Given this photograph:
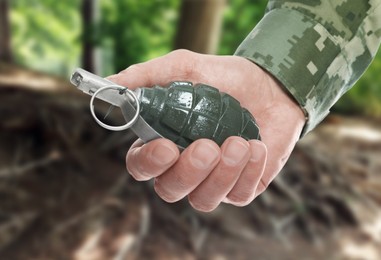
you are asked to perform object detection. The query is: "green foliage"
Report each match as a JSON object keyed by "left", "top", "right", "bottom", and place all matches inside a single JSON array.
[
  {"left": 8, "top": 0, "right": 381, "bottom": 118},
  {"left": 10, "top": 0, "right": 81, "bottom": 75},
  {"left": 10, "top": 0, "right": 179, "bottom": 76}
]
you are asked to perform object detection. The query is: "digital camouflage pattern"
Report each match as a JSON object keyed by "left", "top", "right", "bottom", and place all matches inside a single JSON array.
[{"left": 235, "top": 0, "right": 381, "bottom": 136}]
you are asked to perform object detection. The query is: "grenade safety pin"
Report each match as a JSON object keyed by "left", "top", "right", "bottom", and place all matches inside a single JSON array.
[{"left": 70, "top": 68, "right": 260, "bottom": 149}]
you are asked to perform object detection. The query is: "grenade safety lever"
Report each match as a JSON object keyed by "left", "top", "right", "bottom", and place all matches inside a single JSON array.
[{"left": 70, "top": 68, "right": 260, "bottom": 149}]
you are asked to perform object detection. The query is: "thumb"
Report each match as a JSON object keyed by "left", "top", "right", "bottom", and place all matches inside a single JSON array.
[{"left": 106, "top": 49, "right": 199, "bottom": 89}]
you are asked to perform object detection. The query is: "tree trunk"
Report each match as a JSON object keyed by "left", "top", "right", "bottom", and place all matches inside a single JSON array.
[
  {"left": 81, "top": 0, "right": 97, "bottom": 73},
  {"left": 0, "top": 0, "right": 12, "bottom": 62},
  {"left": 174, "top": 0, "right": 226, "bottom": 54}
]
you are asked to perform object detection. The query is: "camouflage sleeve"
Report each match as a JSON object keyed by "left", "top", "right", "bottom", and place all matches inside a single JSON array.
[{"left": 234, "top": 1, "right": 381, "bottom": 136}]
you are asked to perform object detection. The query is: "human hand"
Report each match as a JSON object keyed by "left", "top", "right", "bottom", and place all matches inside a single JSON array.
[{"left": 107, "top": 50, "right": 306, "bottom": 212}]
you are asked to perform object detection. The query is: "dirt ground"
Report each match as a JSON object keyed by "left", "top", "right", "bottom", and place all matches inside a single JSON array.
[{"left": 0, "top": 64, "right": 381, "bottom": 260}]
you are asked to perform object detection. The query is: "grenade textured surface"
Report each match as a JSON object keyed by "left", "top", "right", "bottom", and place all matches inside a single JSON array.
[{"left": 139, "top": 82, "right": 260, "bottom": 148}]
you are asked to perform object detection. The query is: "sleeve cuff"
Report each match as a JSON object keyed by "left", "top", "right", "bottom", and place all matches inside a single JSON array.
[{"left": 234, "top": 8, "right": 344, "bottom": 136}]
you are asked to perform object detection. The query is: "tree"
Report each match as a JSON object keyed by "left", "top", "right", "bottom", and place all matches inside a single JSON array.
[
  {"left": 174, "top": 0, "right": 226, "bottom": 54},
  {"left": 0, "top": 0, "right": 12, "bottom": 62},
  {"left": 81, "top": 0, "right": 98, "bottom": 73}
]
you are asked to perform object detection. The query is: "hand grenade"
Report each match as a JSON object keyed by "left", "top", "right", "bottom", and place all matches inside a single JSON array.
[
  {"left": 139, "top": 82, "right": 260, "bottom": 148},
  {"left": 70, "top": 68, "right": 261, "bottom": 149}
]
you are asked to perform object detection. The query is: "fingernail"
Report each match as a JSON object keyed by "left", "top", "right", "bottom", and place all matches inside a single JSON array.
[
  {"left": 150, "top": 144, "right": 178, "bottom": 166},
  {"left": 223, "top": 139, "right": 249, "bottom": 166},
  {"left": 190, "top": 142, "right": 220, "bottom": 170},
  {"left": 249, "top": 140, "right": 266, "bottom": 162}
]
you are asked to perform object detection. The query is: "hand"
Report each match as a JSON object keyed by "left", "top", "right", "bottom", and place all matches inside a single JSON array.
[{"left": 107, "top": 50, "right": 306, "bottom": 212}]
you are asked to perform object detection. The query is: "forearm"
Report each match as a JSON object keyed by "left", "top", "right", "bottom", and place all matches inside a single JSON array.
[{"left": 235, "top": 1, "right": 381, "bottom": 135}]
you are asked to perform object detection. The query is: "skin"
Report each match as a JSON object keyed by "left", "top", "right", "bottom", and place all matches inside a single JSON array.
[{"left": 107, "top": 49, "right": 306, "bottom": 212}]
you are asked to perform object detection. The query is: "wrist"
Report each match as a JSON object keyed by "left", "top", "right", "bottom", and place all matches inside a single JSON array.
[
  {"left": 269, "top": 73, "right": 306, "bottom": 126},
  {"left": 256, "top": 65, "right": 307, "bottom": 138}
]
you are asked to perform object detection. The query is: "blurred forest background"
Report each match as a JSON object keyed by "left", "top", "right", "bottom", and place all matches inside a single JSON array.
[
  {"left": 1, "top": 0, "right": 381, "bottom": 259},
  {"left": 2, "top": 0, "right": 381, "bottom": 116}
]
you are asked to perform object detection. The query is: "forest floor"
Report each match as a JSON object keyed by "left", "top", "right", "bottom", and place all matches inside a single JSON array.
[{"left": 0, "top": 63, "right": 381, "bottom": 260}]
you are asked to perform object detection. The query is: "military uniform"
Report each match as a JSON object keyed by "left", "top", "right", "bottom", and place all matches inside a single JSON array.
[{"left": 235, "top": 0, "right": 381, "bottom": 136}]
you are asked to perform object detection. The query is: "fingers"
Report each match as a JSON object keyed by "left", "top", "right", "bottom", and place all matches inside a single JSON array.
[
  {"left": 188, "top": 138, "right": 267, "bottom": 211},
  {"left": 154, "top": 139, "right": 221, "bottom": 203},
  {"left": 126, "top": 138, "right": 180, "bottom": 181},
  {"left": 127, "top": 137, "right": 267, "bottom": 211},
  {"left": 188, "top": 137, "right": 251, "bottom": 212},
  {"left": 224, "top": 140, "right": 267, "bottom": 206}
]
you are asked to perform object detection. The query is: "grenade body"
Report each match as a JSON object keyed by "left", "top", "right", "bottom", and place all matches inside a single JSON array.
[{"left": 138, "top": 82, "right": 260, "bottom": 148}]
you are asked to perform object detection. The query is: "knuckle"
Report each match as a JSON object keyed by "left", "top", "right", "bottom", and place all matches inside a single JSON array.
[
  {"left": 169, "top": 49, "right": 194, "bottom": 59},
  {"left": 213, "top": 174, "right": 235, "bottom": 190},
  {"left": 168, "top": 49, "right": 197, "bottom": 78},
  {"left": 172, "top": 172, "right": 193, "bottom": 190}
]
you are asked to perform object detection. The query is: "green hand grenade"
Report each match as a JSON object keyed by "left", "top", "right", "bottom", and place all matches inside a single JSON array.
[
  {"left": 138, "top": 82, "right": 261, "bottom": 148},
  {"left": 70, "top": 68, "right": 261, "bottom": 149}
]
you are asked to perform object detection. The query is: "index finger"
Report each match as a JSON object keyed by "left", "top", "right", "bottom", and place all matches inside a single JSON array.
[{"left": 106, "top": 50, "right": 199, "bottom": 89}]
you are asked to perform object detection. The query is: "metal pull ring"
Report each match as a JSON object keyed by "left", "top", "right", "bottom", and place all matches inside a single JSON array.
[{"left": 90, "top": 85, "right": 140, "bottom": 131}]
